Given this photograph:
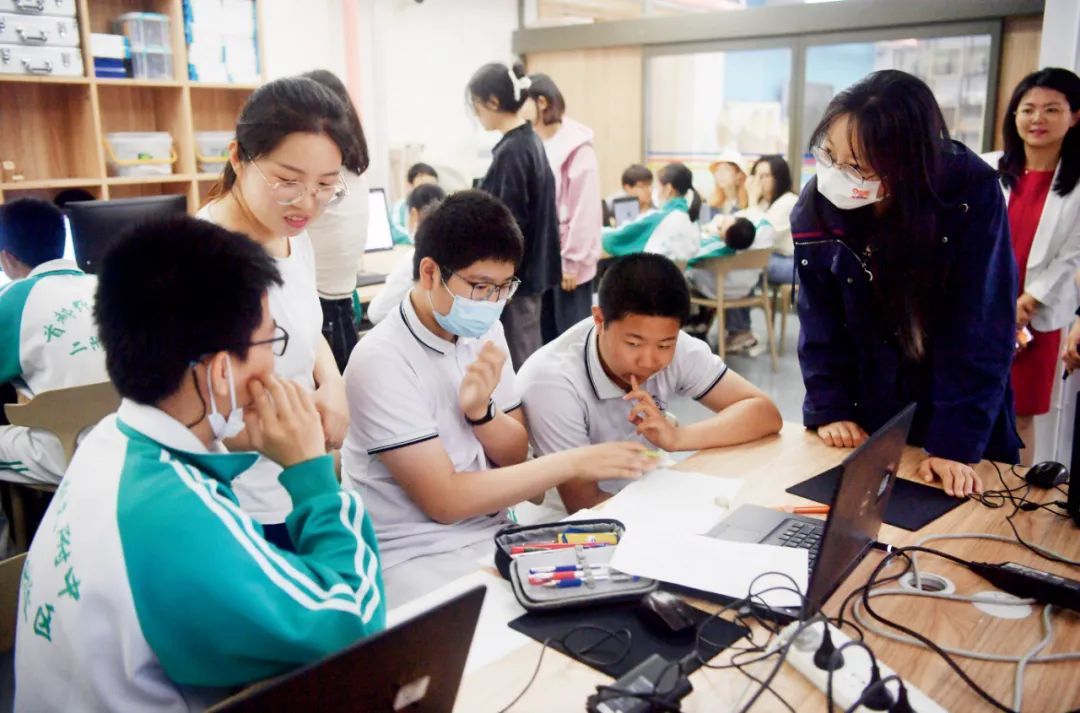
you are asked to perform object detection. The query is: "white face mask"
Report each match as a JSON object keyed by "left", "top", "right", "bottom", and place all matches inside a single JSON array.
[
  {"left": 207, "top": 357, "right": 245, "bottom": 440},
  {"left": 816, "top": 161, "right": 883, "bottom": 210}
]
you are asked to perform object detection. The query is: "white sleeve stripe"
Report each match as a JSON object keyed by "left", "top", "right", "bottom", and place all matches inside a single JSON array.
[
  {"left": 338, "top": 491, "right": 381, "bottom": 623},
  {"left": 165, "top": 454, "right": 372, "bottom": 616}
]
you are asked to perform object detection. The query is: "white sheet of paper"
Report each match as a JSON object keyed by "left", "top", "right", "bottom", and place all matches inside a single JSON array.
[
  {"left": 609, "top": 528, "right": 809, "bottom": 609},
  {"left": 567, "top": 468, "right": 741, "bottom": 535},
  {"left": 387, "top": 570, "right": 530, "bottom": 674}
]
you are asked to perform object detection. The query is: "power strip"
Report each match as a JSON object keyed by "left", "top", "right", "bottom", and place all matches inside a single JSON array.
[{"left": 769, "top": 620, "right": 946, "bottom": 712}]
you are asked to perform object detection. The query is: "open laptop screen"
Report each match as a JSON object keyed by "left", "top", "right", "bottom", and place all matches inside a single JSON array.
[{"left": 366, "top": 188, "right": 394, "bottom": 252}]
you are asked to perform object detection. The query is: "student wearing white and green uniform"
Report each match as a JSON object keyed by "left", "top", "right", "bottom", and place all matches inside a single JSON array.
[
  {"left": 601, "top": 162, "right": 703, "bottom": 262},
  {"left": 15, "top": 216, "right": 385, "bottom": 712},
  {"left": 389, "top": 162, "right": 439, "bottom": 246},
  {"left": 0, "top": 199, "right": 107, "bottom": 485}
]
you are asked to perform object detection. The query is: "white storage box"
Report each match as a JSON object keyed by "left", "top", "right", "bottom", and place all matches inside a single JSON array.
[
  {"left": 0, "top": 12, "right": 79, "bottom": 47},
  {"left": 115, "top": 12, "right": 170, "bottom": 51},
  {"left": 195, "top": 130, "right": 232, "bottom": 173},
  {"left": 0, "top": 43, "right": 82, "bottom": 76},
  {"left": 90, "top": 33, "right": 128, "bottom": 59},
  {"left": 105, "top": 132, "right": 176, "bottom": 177},
  {"left": 0, "top": 0, "right": 77, "bottom": 17},
  {"left": 132, "top": 49, "right": 172, "bottom": 79}
]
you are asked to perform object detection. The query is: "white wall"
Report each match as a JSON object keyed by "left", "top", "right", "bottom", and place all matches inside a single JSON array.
[
  {"left": 356, "top": 0, "right": 519, "bottom": 196},
  {"left": 261, "top": 0, "right": 347, "bottom": 80}
]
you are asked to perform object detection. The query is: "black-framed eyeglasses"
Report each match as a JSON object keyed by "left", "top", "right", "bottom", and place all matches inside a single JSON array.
[
  {"left": 442, "top": 269, "right": 521, "bottom": 303},
  {"left": 811, "top": 145, "right": 874, "bottom": 185},
  {"left": 248, "top": 322, "right": 290, "bottom": 357}
]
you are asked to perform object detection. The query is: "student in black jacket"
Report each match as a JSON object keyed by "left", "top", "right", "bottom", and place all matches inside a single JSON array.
[{"left": 469, "top": 61, "right": 561, "bottom": 369}]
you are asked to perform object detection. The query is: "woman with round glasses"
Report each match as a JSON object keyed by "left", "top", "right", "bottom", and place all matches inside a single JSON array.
[
  {"left": 792, "top": 69, "right": 1021, "bottom": 498},
  {"left": 986, "top": 67, "right": 1080, "bottom": 465},
  {"left": 199, "top": 75, "right": 353, "bottom": 549}
]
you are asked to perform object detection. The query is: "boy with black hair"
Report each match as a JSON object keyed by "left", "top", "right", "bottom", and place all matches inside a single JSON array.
[
  {"left": 341, "top": 191, "right": 655, "bottom": 604},
  {"left": 620, "top": 164, "right": 655, "bottom": 215},
  {"left": 518, "top": 253, "right": 782, "bottom": 513},
  {"left": 391, "top": 162, "right": 440, "bottom": 245},
  {"left": 0, "top": 198, "right": 107, "bottom": 485},
  {"left": 16, "top": 215, "right": 385, "bottom": 711}
]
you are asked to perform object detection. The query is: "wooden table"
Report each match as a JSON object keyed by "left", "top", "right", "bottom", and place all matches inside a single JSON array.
[
  {"left": 454, "top": 423, "right": 1080, "bottom": 712},
  {"left": 355, "top": 245, "right": 411, "bottom": 304}
]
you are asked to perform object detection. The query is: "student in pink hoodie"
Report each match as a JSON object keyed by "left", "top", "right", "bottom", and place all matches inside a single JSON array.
[{"left": 522, "top": 73, "right": 603, "bottom": 343}]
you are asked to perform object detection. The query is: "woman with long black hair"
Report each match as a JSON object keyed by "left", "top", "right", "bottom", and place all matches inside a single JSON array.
[
  {"left": 793, "top": 69, "right": 1021, "bottom": 497},
  {"left": 990, "top": 67, "right": 1080, "bottom": 464}
]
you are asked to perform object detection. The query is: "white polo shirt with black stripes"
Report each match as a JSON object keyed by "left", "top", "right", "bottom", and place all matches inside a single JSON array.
[
  {"left": 340, "top": 294, "right": 522, "bottom": 569},
  {"left": 517, "top": 317, "right": 727, "bottom": 494}
]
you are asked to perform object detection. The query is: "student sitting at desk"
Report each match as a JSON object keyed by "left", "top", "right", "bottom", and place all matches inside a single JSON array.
[
  {"left": 341, "top": 191, "right": 657, "bottom": 605},
  {"left": 15, "top": 216, "right": 385, "bottom": 712},
  {"left": 601, "top": 162, "right": 702, "bottom": 263},
  {"left": 0, "top": 198, "right": 107, "bottom": 485},
  {"left": 390, "top": 162, "right": 439, "bottom": 246},
  {"left": 367, "top": 183, "right": 446, "bottom": 324},
  {"left": 606, "top": 164, "right": 655, "bottom": 222},
  {"left": 518, "top": 253, "right": 782, "bottom": 513}
]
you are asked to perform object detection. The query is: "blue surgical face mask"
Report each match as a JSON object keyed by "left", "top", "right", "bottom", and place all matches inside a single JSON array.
[{"left": 428, "top": 281, "right": 507, "bottom": 339}]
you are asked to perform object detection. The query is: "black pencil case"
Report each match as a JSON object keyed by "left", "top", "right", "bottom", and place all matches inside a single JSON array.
[{"left": 493, "top": 519, "right": 657, "bottom": 612}]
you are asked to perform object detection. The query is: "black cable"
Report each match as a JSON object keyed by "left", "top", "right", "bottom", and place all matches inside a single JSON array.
[
  {"left": 859, "top": 545, "right": 1017, "bottom": 713},
  {"left": 825, "top": 639, "right": 880, "bottom": 712},
  {"left": 495, "top": 637, "right": 552, "bottom": 713},
  {"left": 832, "top": 551, "right": 914, "bottom": 640},
  {"left": 984, "top": 463, "right": 1079, "bottom": 566},
  {"left": 842, "top": 674, "right": 902, "bottom": 713},
  {"left": 730, "top": 654, "right": 798, "bottom": 713}
]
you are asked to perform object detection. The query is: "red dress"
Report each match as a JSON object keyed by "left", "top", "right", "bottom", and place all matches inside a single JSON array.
[{"left": 1008, "top": 169, "right": 1060, "bottom": 417}]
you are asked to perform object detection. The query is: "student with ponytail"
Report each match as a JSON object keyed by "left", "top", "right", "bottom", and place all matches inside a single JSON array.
[
  {"left": 468, "top": 61, "right": 560, "bottom": 369},
  {"left": 601, "top": 162, "right": 702, "bottom": 262}
]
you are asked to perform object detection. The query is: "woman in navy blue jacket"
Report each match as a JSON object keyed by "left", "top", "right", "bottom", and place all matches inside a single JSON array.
[{"left": 793, "top": 70, "right": 1022, "bottom": 498}]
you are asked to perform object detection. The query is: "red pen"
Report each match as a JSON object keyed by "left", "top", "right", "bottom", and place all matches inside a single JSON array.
[{"left": 510, "top": 542, "right": 611, "bottom": 555}]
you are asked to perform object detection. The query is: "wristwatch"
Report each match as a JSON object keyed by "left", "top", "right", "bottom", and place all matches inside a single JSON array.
[{"left": 465, "top": 399, "right": 497, "bottom": 426}]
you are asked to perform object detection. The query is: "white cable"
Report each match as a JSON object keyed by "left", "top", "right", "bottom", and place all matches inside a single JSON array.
[{"left": 1013, "top": 605, "right": 1055, "bottom": 712}]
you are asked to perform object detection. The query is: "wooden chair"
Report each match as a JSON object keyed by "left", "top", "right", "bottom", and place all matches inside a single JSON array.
[
  {"left": 772, "top": 282, "right": 797, "bottom": 356},
  {"left": 2, "top": 382, "right": 120, "bottom": 552},
  {"left": 689, "top": 248, "right": 779, "bottom": 372},
  {"left": 0, "top": 554, "right": 26, "bottom": 655}
]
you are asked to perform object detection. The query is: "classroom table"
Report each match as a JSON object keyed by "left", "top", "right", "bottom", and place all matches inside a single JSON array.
[
  {"left": 452, "top": 423, "right": 1080, "bottom": 712},
  {"left": 355, "top": 245, "right": 411, "bottom": 304}
]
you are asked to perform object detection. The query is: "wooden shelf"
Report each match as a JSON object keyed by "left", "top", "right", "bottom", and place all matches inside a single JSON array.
[
  {"left": 0, "top": 75, "right": 91, "bottom": 85},
  {"left": 94, "top": 78, "right": 184, "bottom": 88},
  {"left": 0, "top": 0, "right": 265, "bottom": 213},
  {"left": 0, "top": 178, "right": 103, "bottom": 191},
  {"left": 105, "top": 174, "right": 196, "bottom": 186}
]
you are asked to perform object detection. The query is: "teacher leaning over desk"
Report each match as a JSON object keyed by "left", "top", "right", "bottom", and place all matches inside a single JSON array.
[{"left": 792, "top": 70, "right": 1022, "bottom": 499}]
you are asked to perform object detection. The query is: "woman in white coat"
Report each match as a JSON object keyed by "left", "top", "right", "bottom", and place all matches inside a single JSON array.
[{"left": 990, "top": 67, "right": 1080, "bottom": 464}]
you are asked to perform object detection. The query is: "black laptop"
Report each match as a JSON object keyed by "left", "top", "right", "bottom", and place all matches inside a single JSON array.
[
  {"left": 705, "top": 404, "right": 916, "bottom": 616},
  {"left": 210, "top": 586, "right": 486, "bottom": 713}
]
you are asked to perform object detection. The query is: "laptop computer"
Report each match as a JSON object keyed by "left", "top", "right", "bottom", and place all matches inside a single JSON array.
[
  {"left": 706, "top": 404, "right": 916, "bottom": 616},
  {"left": 611, "top": 196, "right": 641, "bottom": 227},
  {"left": 366, "top": 188, "right": 395, "bottom": 253},
  {"left": 210, "top": 586, "right": 486, "bottom": 713}
]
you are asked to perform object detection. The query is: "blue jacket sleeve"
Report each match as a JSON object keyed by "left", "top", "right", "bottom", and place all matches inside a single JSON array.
[
  {"left": 793, "top": 190, "right": 860, "bottom": 427},
  {"left": 923, "top": 178, "right": 1018, "bottom": 463}
]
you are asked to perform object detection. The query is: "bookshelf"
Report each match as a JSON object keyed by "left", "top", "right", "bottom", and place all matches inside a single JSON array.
[{"left": 0, "top": 0, "right": 265, "bottom": 212}]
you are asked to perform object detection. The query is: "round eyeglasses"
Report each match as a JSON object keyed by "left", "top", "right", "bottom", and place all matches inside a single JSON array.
[
  {"left": 245, "top": 153, "right": 349, "bottom": 207},
  {"left": 811, "top": 145, "right": 874, "bottom": 185}
]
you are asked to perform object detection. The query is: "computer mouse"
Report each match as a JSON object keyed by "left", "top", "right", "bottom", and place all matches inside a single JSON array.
[
  {"left": 638, "top": 591, "right": 696, "bottom": 635},
  {"left": 1024, "top": 461, "right": 1069, "bottom": 489}
]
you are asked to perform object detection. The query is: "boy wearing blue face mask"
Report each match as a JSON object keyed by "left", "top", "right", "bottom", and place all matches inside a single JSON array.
[
  {"left": 341, "top": 191, "right": 657, "bottom": 605},
  {"left": 16, "top": 216, "right": 385, "bottom": 712}
]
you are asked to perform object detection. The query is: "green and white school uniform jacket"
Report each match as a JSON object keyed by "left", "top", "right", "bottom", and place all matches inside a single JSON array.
[
  {"left": 389, "top": 198, "right": 412, "bottom": 246},
  {"left": 0, "top": 259, "right": 107, "bottom": 483},
  {"left": 15, "top": 399, "right": 386, "bottom": 712}
]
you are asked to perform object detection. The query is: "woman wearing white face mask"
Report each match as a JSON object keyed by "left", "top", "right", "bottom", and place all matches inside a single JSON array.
[{"left": 792, "top": 70, "right": 1022, "bottom": 499}]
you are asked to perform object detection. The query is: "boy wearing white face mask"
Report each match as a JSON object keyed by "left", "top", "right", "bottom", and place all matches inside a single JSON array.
[
  {"left": 16, "top": 216, "right": 385, "bottom": 712},
  {"left": 341, "top": 191, "right": 658, "bottom": 606}
]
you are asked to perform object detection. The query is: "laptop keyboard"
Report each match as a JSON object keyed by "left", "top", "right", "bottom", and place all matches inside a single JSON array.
[{"left": 774, "top": 520, "right": 823, "bottom": 571}]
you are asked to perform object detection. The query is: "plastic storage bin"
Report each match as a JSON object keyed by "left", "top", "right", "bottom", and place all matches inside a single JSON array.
[
  {"left": 131, "top": 48, "right": 172, "bottom": 79},
  {"left": 105, "top": 132, "right": 176, "bottom": 177},
  {"left": 115, "top": 12, "right": 170, "bottom": 51},
  {"left": 194, "top": 130, "right": 232, "bottom": 173}
]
